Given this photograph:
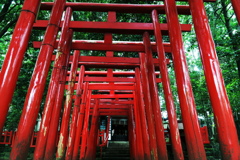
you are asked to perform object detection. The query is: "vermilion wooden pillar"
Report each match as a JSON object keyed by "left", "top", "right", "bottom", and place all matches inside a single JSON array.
[
  {"left": 72, "top": 81, "right": 88, "bottom": 160},
  {"left": 231, "top": 0, "right": 240, "bottom": 24},
  {"left": 128, "top": 112, "right": 133, "bottom": 160},
  {"left": 44, "top": 49, "right": 74, "bottom": 160},
  {"left": 56, "top": 55, "right": 83, "bottom": 158},
  {"left": 189, "top": 1, "right": 239, "bottom": 159},
  {"left": 0, "top": 0, "right": 41, "bottom": 135},
  {"left": 106, "top": 116, "right": 111, "bottom": 143},
  {"left": 85, "top": 99, "right": 100, "bottom": 160},
  {"left": 79, "top": 91, "right": 92, "bottom": 160},
  {"left": 143, "top": 32, "right": 168, "bottom": 160},
  {"left": 151, "top": 9, "right": 184, "bottom": 160},
  {"left": 164, "top": 0, "right": 206, "bottom": 159},
  {"left": 139, "top": 52, "right": 158, "bottom": 160},
  {"left": 91, "top": 110, "right": 100, "bottom": 159},
  {"left": 10, "top": 0, "right": 66, "bottom": 159},
  {"left": 56, "top": 49, "right": 80, "bottom": 159},
  {"left": 92, "top": 113, "right": 100, "bottom": 158},
  {"left": 43, "top": 29, "right": 73, "bottom": 159},
  {"left": 135, "top": 68, "right": 151, "bottom": 160},
  {"left": 128, "top": 105, "right": 137, "bottom": 160},
  {"left": 34, "top": 7, "right": 72, "bottom": 160},
  {"left": 133, "top": 91, "right": 144, "bottom": 160},
  {"left": 105, "top": 11, "right": 116, "bottom": 96},
  {"left": 65, "top": 63, "right": 84, "bottom": 160}
]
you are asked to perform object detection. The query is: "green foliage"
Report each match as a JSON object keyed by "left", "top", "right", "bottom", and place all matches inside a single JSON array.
[{"left": 0, "top": 0, "right": 22, "bottom": 69}]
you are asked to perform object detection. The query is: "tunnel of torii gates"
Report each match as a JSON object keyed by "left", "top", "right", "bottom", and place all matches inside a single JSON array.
[{"left": 0, "top": 0, "right": 240, "bottom": 160}]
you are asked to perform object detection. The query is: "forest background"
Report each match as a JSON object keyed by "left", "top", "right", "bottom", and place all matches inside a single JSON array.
[{"left": 0, "top": 0, "right": 239, "bottom": 158}]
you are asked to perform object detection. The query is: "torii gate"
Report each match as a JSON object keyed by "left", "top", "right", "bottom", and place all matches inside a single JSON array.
[{"left": 0, "top": 0, "right": 239, "bottom": 160}]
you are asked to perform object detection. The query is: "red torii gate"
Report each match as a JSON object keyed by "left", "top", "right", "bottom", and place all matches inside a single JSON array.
[{"left": 0, "top": 0, "right": 239, "bottom": 160}]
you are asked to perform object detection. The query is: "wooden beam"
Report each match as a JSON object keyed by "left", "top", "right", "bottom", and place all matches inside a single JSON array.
[
  {"left": 88, "top": 85, "right": 135, "bottom": 90},
  {"left": 91, "top": 94, "right": 134, "bottom": 98},
  {"left": 84, "top": 77, "right": 135, "bottom": 82},
  {"left": 32, "top": 41, "right": 172, "bottom": 53},
  {"left": 40, "top": 3, "right": 191, "bottom": 15},
  {"left": 33, "top": 21, "right": 191, "bottom": 35}
]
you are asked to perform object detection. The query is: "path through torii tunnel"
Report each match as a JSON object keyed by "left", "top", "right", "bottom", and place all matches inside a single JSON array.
[{"left": 0, "top": 0, "right": 240, "bottom": 159}]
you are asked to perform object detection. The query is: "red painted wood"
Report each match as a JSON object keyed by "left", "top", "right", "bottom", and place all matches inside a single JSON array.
[
  {"left": 99, "top": 113, "right": 128, "bottom": 116},
  {"left": 152, "top": 9, "right": 184, "bottom": 160},
  {"left": 85, "top": 99, "right": 99, "bottom": 160},
  {"left": 66, "top": 76, "right": 161, "bottom": 83},
  {"left": 135, "top": 68, "right": 151, "bottom": 160},
  {"left": 34, "top": 7, "right": 72, "bottom": 160},
  {"left": 99, "top": 116, "right": 111, "bottom": 148},
  {"left": 0, "top": 0, "right": 41, "bottom": 136},
  {"left": 3, "top": 0, "right": 223, "bottom": 159},
  {"left": 44, "top": 43, "right": 72, "bottom": 160},
  {"left": 139, "top": 52, "right": 158, "bottom": 160},
  {"left": 95, "top": 91, "right": 133, "bottom": 94},
  {"left": 33, "top": 40, "right": 172, "bottom": 53},
  {"left": 231, "top": 0, "right": 240, "bottom": 24},
  {"left": 65, "top": 53, "right": 82, "bottom": 160},
  {"left": 67, "top": 40, "right": 170, "bottom": 45},
  {"left": 88, "top": 85, "right": 135, "bottom": 90},
  {"left": 189, "top": 0, "right": 239, "bottom": 159},
  {"left": 133, "top": 92, "right": 144, "bottom": 160},
  {"left": 30, "top": 132, "right": 38, "bottom": 147},
  {"left": 79, "top": 63, "right": 139, "bottom": 69},
  {"left": 105, "top": 11, "right": 117, "bottom": 96},
  {"left": 40, "top": 2, "right": 191, "bottom": 14},
  {"left": 45, "top": 56, "right": 169, "bottom": 69},
  {"left": 72, "top": 82, "right": 89, "bottom": 160},
  {"left": 128, "top": 105, "right": 137, "bottom": 160},
  {"left": 98, "top": 99, "right": 134, "bottom": 104},
  {"left": 33, "top": 21, "right": 192, "bottom": 35},
  {"left": 56, "top": 58, "right": 83, "bottom": 159},
  {"left": 84, "top": 77, "right": 135, "bottom": 82},
  {"left": 96, "top": 105, "right": 129, "bottom": 109},
  {"left": 96, "top": 109, "right": 128, "bottom": 113},
  {"left": 78, "top": 71, "right": 161, "bottom": 76},
  {"left": 92, "top": 110, "right": 100, "bottom": 158},
  {"left": 79, "top": 91, "right": 92, "bottom": 160},
  {"left": 78, "top": 56, "right": 168, "bottom": 65},
  {"left": 143, "top": 32, "right": 168, "bottom": 160},
  {"left": 77, "top": 56, "right": 139, "bottom": 64},
  {"left": 91, "top": 94, "right": 134, "bottom": 99},
  {"left": 10, "top": 0, "right": 66, "bottom": 159},
  {"left": 200, "top": 126, "right": 210, "bottom": 144},
  {"left": 0, "top": 131, "right": 13, "bottom": 145},
  {"left": 164, "top": 0, "right": 206, "bottom": 159}
]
